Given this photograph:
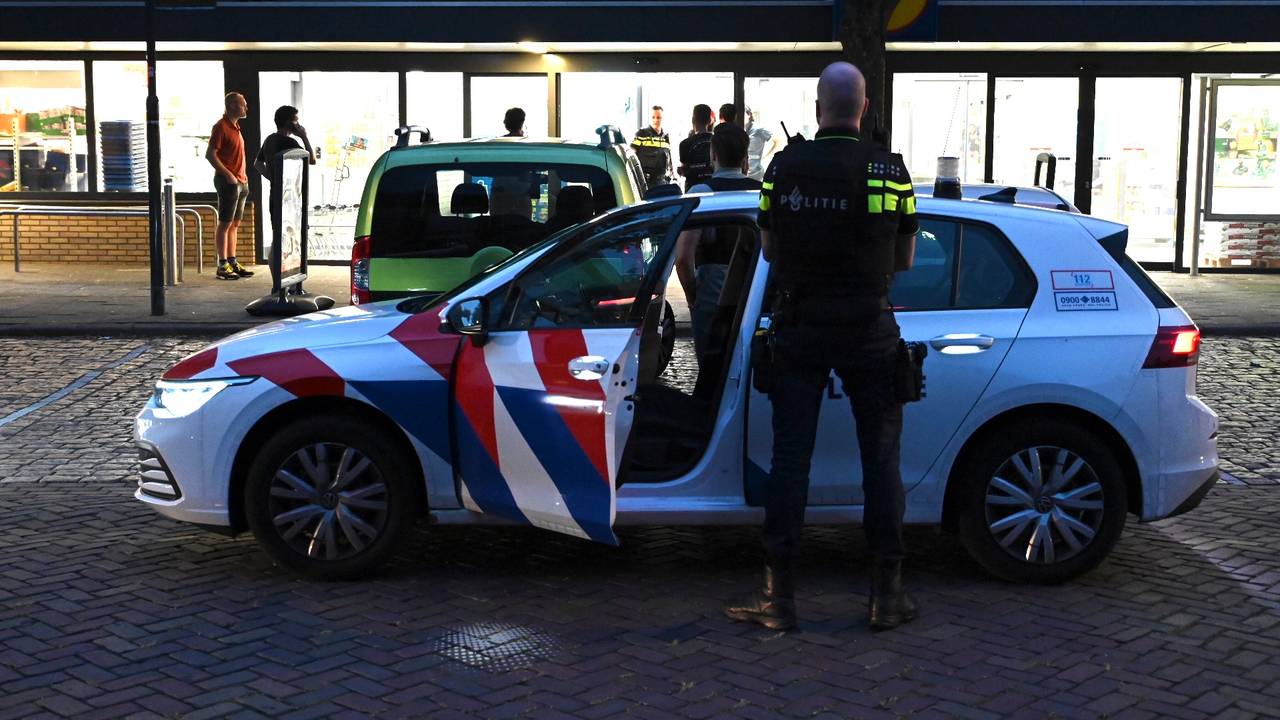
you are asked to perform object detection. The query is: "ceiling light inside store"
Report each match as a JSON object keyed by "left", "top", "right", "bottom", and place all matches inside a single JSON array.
[{"left": 518, "top": 41, "right": 549, "bottom": 54}]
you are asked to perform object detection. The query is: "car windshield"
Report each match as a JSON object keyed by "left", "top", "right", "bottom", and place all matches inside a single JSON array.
[
  {"left": 371, "top": 161, "right": 617, "bottom": 261},
  {"left": 396, "top": 221, "right": 587, "bottom": 315}
]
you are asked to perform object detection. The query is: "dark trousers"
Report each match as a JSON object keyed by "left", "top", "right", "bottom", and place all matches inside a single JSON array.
[{"left": 762, "top": 312, "right": 906, "bottom": 565}]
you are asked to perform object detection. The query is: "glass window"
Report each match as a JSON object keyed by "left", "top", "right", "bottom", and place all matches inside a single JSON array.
[
  {"left": 744, "top": 77, "right": 817, "bottom": 180},
  {"left": 954, "top": 223, "right": 1034, "bottom": 308},
  {"left": 561, "top": 72, "right": 734, "bottom": 139},
  {"left": 993, "top": 77, "right": 1078, "bottom": 199},
  {"left": 891, "top": 217, "right": 956, "bottom": 311},
  {"left": 890, "top": 218, "right": 1032, "bottom": 310},
  {"left": 501, "top": 203, "right": 685, "bottom": 330},
  {"left": 405, "top": 72, "right": 463, "bottom": 141},
  {"left": 1092, "top": 78, "right": 1183, "bottom": 264},
  {"left": 92, "top": 61, "right": 225, "bottom": 193},
  {"left": 470, "top": 76, "right": 547, "bottom": 137},
  {"left": 371, "top": 161, "right": 617, "bottom": 259},
  {"left": 260, "top": 71, "right": 399, "bottom": 261},
  {"left": 891, "top": 73, "right": 987, "bottom": 184},
  {"left": 0, "top": 61, "right": 87, "bottom": 192},
  {"left": 1205, "top": 81, "right": 1280, "bottom": 218}
]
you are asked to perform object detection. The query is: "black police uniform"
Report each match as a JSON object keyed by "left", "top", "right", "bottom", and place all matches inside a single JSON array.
[
  {"left": 756, "top": 126, "right": 918, "bottom": 590},
  {"left": 631, "top": 126, "right": 673, "bottom": 189}
]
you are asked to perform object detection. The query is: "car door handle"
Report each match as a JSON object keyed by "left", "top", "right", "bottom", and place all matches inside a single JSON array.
[
  {"left": 568, "top": 355, "right": 610, "bottom": 380},
  {"left": 929, "top": 333, "right": 996, "bottom": 351}
]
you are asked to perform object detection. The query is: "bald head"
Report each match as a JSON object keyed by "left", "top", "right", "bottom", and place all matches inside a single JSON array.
[{"left": 816, "top": 62, "right": 867, "bottom": 131}]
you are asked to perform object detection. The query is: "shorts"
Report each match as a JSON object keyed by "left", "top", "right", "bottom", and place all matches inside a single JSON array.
[{"left": 214, "top": 174, "right": 250, "bottom": 222}]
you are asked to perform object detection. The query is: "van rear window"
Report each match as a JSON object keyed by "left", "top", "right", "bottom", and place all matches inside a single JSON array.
[{"left": 371, "top": 162, "right": 616, "bottom": 259}]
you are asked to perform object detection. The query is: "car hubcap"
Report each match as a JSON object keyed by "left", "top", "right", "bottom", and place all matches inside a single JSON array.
[
  {"left": 984, "top": 445, "right": 1105, "bottom": 564},
  {"left": 268, "top": 442, "right": 389, "bottom": 561}
]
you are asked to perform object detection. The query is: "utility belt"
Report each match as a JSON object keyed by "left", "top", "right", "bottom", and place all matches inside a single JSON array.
[
  {"left": 751, "top": 292, "right": 927, "bottom": 403},
  {"left": 774, "top": 288, "right": 889, "bottom": 327}
]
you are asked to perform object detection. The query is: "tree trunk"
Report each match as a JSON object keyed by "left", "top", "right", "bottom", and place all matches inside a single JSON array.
[{"left": 839, "top": 0, "right": 895, "bottom": 139}]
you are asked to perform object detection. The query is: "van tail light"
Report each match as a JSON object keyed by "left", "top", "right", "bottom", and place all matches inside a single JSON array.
[
  {"left": 351, "top": 235, "right": 372, "bottom": 306},
  {"left": 1143, "top": 325, "right": 1201, "bottom": 369}
]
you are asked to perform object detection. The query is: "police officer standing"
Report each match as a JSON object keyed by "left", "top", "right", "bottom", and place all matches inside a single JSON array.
[
  {"left": 724, "top": 62, "right": 920, "bottom": 632},
  {"left": 632, "top": 105, "right": 674, "bottom": 188}
]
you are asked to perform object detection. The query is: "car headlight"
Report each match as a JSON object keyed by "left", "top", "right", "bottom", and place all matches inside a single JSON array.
[{"left": 153, "top": 377, "right": 256, "bottom": 417}]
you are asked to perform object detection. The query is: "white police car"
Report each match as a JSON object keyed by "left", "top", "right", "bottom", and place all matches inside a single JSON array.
[{"left": 135, "top": 192, "right": 1218, "bottom": 583}]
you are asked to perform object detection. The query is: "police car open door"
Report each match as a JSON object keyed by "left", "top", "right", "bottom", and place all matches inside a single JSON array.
[{"left": 451, "top": 198, "right": 697, "bottom": 544}]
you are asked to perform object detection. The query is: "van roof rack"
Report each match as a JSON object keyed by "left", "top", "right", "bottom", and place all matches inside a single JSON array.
[
  {"left": 393, "top": 125, "right": 433, "bottom": 148},
  {"left": 595, "top": 125, "right": 626, "bottom": 148}
]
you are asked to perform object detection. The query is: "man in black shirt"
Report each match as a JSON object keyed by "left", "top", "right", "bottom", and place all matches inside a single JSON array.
[
  {"left": 677, "top": 104, "right": 714, "bottom": 192},
  {"left": 254, "top": 105, "right": 316, "bottom": 289},
  {"left": 675, "top": 127, "right": 759, "bottom": 397},
  {"left": 254, "top": 105, "right": 315, "bottom": 183}
]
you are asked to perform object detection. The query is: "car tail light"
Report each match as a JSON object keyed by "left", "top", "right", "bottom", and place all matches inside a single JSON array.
[
  {"left": 1143, "top": 325, "right": 1200, "bottom": 368},
  {"left": 351, "top": 235, "right": 371, "bottom": 305}
]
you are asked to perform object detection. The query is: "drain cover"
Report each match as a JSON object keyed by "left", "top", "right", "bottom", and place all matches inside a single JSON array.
[{"left": 433, "top": 622, "right": 561, "bottom": 672}]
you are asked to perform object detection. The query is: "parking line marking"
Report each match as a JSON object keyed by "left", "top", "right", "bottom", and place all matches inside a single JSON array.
[{"left": 0, "top": 345, "right": 151, "bottom": 428}]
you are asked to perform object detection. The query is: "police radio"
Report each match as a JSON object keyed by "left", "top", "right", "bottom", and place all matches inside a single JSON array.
[{"left": 780, "top": 121, "right": 806, "bottom": 146}]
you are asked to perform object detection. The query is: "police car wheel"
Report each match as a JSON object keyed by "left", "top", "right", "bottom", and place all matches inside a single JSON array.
[
  {"left": 245, "top": 414, "right": 416, "bottom": 580},
  {"left": 956, "top": 419, "right": 1127, "bottom": 584}
]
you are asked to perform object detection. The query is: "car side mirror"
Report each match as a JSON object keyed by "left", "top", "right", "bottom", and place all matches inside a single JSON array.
[{"left": 447, "top": 296, "right": 489, "bottom": 346}]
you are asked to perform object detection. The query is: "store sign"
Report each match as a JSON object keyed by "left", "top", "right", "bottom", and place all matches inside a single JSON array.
[
  {"left": 887, "top": 0, "right": 938, "bottom": 41},
  {"left": 1204, "top": 80, "right": 1280, "bottom": 221}
]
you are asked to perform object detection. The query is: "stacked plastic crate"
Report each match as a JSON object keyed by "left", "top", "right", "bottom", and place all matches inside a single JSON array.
[{"left": 99, "top": 120, "right": 147, "bottom": 191}]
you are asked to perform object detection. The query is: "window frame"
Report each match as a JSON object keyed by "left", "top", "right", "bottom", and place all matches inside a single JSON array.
[
  {"left": 894, "top": 213, "right": 1038, "bottom": 312},
  {"left": 491, "top": 199, "right": 695, "bottom": 332}
]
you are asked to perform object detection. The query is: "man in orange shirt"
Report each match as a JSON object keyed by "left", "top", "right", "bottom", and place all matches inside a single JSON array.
[{"left": 205, "top": 92, "right": 254, "bottom": 280}]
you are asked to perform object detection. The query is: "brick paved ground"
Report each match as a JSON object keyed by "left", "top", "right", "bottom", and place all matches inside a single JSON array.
[{"left": 1, "top": 337, "right": 1278, "bottom": 719}]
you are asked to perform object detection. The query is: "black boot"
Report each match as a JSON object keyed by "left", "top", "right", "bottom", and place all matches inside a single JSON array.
[
  {"left": 724, "top": 562, "right": 798, "bottom": 631},
  {"left": 868, "top": 560, "right": 918, "bottom": 631}
]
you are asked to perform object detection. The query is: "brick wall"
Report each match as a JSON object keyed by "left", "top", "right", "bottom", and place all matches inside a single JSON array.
[{"left": 0, "top": 205, "right": 258, "bottom": 265}]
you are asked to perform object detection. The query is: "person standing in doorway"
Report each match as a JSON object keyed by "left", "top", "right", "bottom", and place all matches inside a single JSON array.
[
  {"left": 503, "top": 107, "right": 526, "bottom": 137},
  {"left": 253, "top": 104, "right": 316, "bottom": 290},
  {"left": 677, "top": 104, "right": 715, "bottom": 192},
  {"left": 632, "top": 105, "right": 674, "bottom": 189},
  {"left": 744, "top": 107, "right": 782, "bottom": 182},
  {"left": 717, "top": 102, "right": 738, "bottom": 131},
  {"left": 724, "top": 62, "right": 919, "bottom": 632},
  {"left": 206, "top": 91, "right": 254, "bottom": 280}
]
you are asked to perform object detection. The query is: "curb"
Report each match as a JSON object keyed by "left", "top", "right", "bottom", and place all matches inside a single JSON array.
[
  {"left": 0, "top": 323, "right": 260, "bottom": 338},
  {"left": 1200, "top": 325, "right": 1280, "bottom": 338}
]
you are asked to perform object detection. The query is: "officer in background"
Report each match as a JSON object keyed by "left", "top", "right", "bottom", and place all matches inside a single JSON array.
[
  {"left": 632, "top": 105, "right": 674, "bottom": 188},
  {"left": 724, "top": 62, "right": 919, "bottom": 632}
]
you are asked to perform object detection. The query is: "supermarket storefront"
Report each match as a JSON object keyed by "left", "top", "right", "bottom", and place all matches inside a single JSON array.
[{"left": 1, "top": 0, "right": 1278, "bottom": 269}]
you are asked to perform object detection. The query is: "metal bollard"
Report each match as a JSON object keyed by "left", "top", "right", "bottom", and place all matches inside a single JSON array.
[
  {"left": 175, "top": 214, "right": 185, "bottom": 283},
  {"left": 163, "top": 180, "right": 177, "bottom": 287}
]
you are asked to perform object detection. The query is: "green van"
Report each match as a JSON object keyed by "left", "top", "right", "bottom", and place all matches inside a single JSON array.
[{"left": 350, "top": 127, "right": 648, "bottom": 305}]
